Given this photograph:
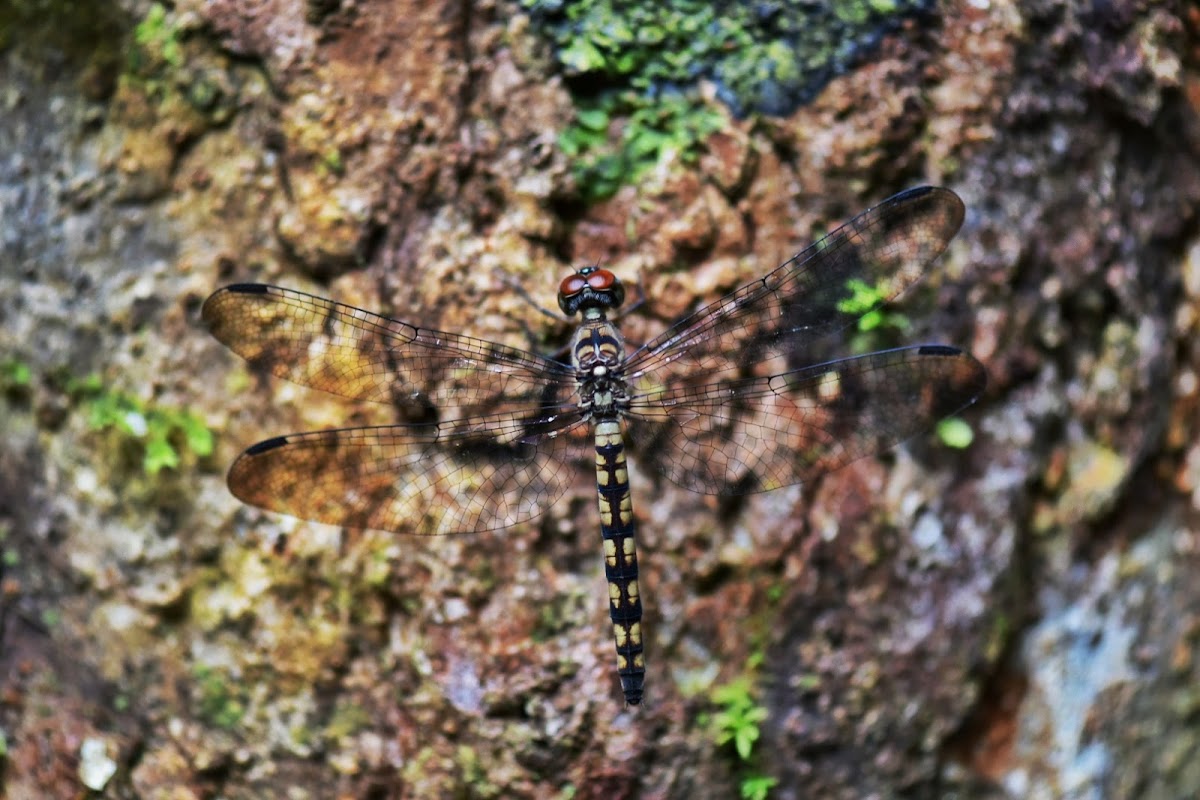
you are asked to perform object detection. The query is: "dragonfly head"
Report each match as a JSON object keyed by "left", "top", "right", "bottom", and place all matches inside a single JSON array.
[{"left": 558, "top": 266, "right": 626, "bottom": 316}]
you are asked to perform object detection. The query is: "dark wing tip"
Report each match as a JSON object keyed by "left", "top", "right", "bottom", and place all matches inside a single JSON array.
[
  {"left": 244, "top": 436, "right": 290, "bottom": 456},
  {"left": 223, "top": 283, "right": 271, "bottom": 295},
  {"left": 929, "top": 346, "right": 988, "bottom": 408},
  {"left": 202, "top": 284, "right": 278, "bottom": 332},
  {"left": 917, "top": 344, "right": 963, "bottom": 357},
  {"left": 893, "top": 185, "right": 937, "bottom": 200},
  {"left": 202, "top": 283, "right": 267, "bottom": 322},
  {"left": 892, "top": 185, "right": 961, "bottom": 206},
  {"left": 887, "top": 185, "right": 965, "bottom": 237}
]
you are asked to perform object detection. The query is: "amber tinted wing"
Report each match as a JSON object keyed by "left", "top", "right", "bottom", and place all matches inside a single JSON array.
[
  {"left": 624, "top": 186, "right": 965, "bottom": 382},
  {"left": 202, "top": 284, "right": 573, "bottom": 419},
  {"left": 625, "top": 345, "right": 986, "bottom": 495},
  {"left": 225, "top": 408, "right": 593, "bottom": 534}
]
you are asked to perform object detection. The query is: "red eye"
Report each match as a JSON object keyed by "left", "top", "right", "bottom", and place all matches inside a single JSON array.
[
  {"left": 587, "top": 269, "right": 615, "bottom": 290},
  {"left": 559, "top": 274, "right": 588, "bottom": 296}
]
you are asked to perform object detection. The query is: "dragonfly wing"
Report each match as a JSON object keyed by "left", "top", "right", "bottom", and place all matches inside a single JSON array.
[
  {"left": 226, "top": 407, "right": 593, "bottom": 534},
  {"left": 625, "top": 345, "right": 986, "bottom": 495},
  {"left": 625, "top": 186, "right": 965, "bottom": 381},
  {"left": 202, "top": 284, "right": 572, "bottom": 417}
]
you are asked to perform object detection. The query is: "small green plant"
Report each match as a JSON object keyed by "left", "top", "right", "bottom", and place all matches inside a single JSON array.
[
  {"left": 836, "top": 277, "right": 910, "bottom": 334},
  {"left": 936, "top": 417, "right": 974, "bottom": 449},
  {"left": 132, "top": 3, "right": 183, "bottom": 71},
  {"left": 0, "top": 358, "right": 31, "bottom": 389},
  {"left": 709, "top": 674, "right": 776, "bottom": 797},
  {"left": 740, "top": 774, "right": 778, "bottom": 800},
  {"left": 70, "top": 374, "right": 214, "bottom": 475},
  {"left": 711, "top": 676, "right": 768, "bottom": 760},
  {"left": 320, "top": 147, "right": 345, "bottom": 176},
  {"left": 0, "top": 522, "right": 14, "bottom": 570},
  {"left": 192, "top": 664, "right": 246, "bottom": 729},
  {"left": 835, "top": 276, "right": 912, "bottom": 354}
]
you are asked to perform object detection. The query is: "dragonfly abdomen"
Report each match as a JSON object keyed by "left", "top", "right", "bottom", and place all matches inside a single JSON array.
[{"left": 594, "top": 418, "right": 644, "bottom": 705}]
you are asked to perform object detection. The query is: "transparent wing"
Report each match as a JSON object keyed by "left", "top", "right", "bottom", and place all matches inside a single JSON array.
[
  {"left": 225, "top": 407, "right": 593, "bottom": 534},
  {"left": 625, "top": 345, "right": 986, "bottom": 496},
  {"left": 625, "top": 186, "right": 965, "bottom": 382},
  {"left": 202, "top": 283, "right": 573, "bottom": 419}
]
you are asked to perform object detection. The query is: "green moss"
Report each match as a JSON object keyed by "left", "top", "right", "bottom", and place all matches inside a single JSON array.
[
  {"left": 119, "top": 2, "right": 239, "bottom": 138},
  {"left": 69, "top": 374, "right": 214, "bottom": 475},
  {"left": 557, "top": 90, "right": 723, "bottom": 203},
  {"left": 523, "top": 1, "right": 935, "bottom": 117},
  {"left": 320, "top": 148, "right": 345, "bottom": 176},
  {"left": 191, "top": 664, "right": 246, "bottom": 729},
  {"left": 523, "top": 1, "right": 933, "bottom": 201},
  {"left": 531, "top": 588, "right": 588, "bottom": 642},
  {"left": 457, "top": 746, "right": 502, "bottom": 799},
  {"left": 325, "top": 701, "right": 372, "bottom": 741}
]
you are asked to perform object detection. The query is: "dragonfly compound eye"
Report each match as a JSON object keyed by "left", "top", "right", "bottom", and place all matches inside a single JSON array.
[
  {"left": 559, "top": 274, "right": 588, "bottom": 298},
  {"left": 587, "top": 269, "right": 616, "bottom": 290}
]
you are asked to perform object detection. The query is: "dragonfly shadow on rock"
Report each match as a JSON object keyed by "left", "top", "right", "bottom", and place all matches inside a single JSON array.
[{"left": 201, "top": 185, "right": 988, "bottom": 706}]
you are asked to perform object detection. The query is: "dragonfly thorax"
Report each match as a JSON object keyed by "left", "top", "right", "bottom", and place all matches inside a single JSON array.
[
  {"left": 570, "top": 316, "right": 631, "bottom": 419},
  {"left": 579, "top": 374, "right": 630, "bottom": 417},
  {"left": 558, "top": 266, "right": 626, "bottom": 316}
]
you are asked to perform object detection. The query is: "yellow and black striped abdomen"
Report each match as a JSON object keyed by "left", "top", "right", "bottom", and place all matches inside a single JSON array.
[{"left": 594, "top": 418, "right": 644, "bottom": 705}]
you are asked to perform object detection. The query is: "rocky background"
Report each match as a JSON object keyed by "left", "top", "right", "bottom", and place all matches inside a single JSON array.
[{"left": 1, "top": 0, "right": 1198, "bottom": 798}]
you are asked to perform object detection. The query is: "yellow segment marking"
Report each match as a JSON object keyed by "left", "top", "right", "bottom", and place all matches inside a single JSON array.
[{"left": 618, "top": 495, "right": 633, "bottom": 524}]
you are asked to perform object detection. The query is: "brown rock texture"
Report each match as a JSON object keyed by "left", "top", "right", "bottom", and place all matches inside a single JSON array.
[{"left": 1, "top": 1, "right": 1199, "bottom": 798}]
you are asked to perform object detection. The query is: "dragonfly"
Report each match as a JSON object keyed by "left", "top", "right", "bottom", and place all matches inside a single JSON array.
[{"left": 202, "top": 185, "right": 987, "bottom": 706}]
